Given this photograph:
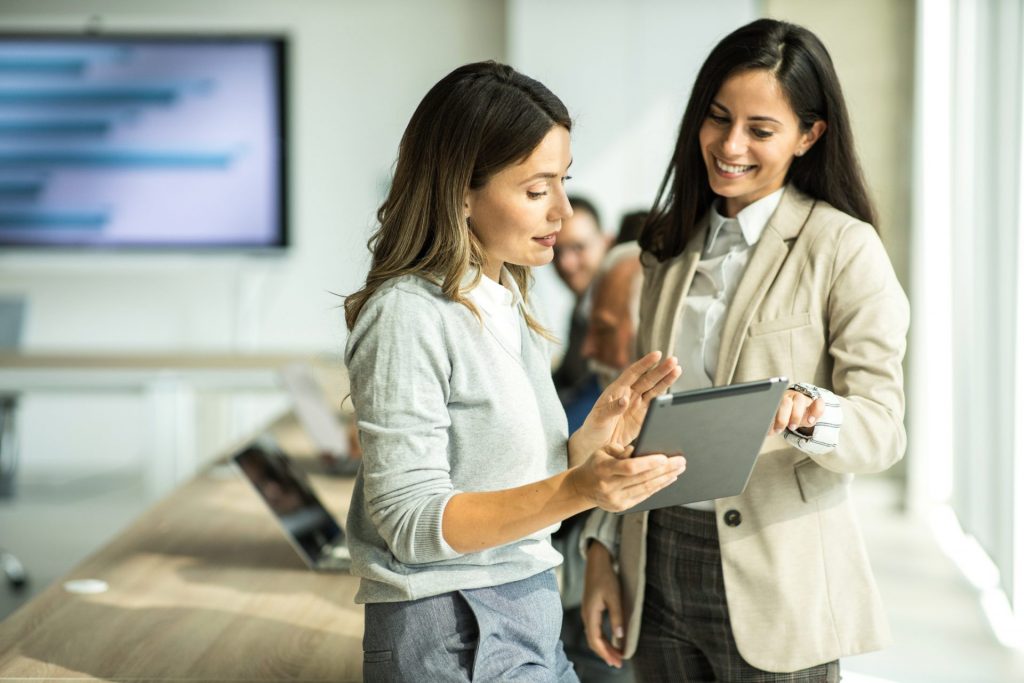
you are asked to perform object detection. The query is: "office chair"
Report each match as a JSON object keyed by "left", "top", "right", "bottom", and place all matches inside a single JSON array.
[
  {"left": 0, "top": 297, "right": 27, "bottom": 590},
  {"left": 0, "top": 396, "right": 26, "bottom": 589}
]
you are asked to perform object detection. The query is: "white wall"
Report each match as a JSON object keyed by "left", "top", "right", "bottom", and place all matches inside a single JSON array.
[
  {"left": 0, "top": 0, "right": 507, "bottom": 479},
  {"left": 506, "top": 0, "right": 757, "bottom": 341},
  {"left": 3, "top": 0, "right": 761, "bottom": 478},
  {"left": 0, "top": 0, "right": 506, "bottom": 354}
]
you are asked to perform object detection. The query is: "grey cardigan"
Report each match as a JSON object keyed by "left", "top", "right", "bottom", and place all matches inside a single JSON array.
[{"left": 344, "top": 274, "right": 570, "bottom": 603}]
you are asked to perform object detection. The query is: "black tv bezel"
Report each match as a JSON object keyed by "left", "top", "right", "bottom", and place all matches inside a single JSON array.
[{"left": 0, "top": 31, "right": 290, "bottom": 253}]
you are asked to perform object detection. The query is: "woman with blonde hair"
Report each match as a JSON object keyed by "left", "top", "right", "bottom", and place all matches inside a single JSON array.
[{"left": 344, "top": 61, "right": 686, "bottom": 682}]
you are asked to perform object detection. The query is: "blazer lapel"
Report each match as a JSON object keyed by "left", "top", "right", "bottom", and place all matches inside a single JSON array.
[
  {"left": 650, "top": 220, "right": 707, "bottom": 354},
  {"left": 713, "top": 188, "right": 815, "bottom": 385}
]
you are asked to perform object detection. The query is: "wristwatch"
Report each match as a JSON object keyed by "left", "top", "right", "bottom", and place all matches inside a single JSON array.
[{"left": 789, "top": 381, "right": 822, "bottom": 401}]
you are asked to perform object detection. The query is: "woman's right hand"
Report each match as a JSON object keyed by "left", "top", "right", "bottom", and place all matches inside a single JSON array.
[
  {"left": 582, "top": 541, "right": 626, "bottom": 668},
  {"left": 568, "top": 443, "right": 685, "bottom": 513}
]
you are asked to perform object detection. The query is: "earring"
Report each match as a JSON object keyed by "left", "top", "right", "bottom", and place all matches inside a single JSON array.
[{"left": 795, "top": 149, "right": 805, "bottom": 157}]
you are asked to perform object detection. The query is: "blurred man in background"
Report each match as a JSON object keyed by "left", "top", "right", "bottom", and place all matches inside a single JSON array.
[
  {"left": 551, "top": 195, "right": 609, "bottom": 417},
  {"left": 581, "top": 242, "right": 643, "bottom": 387},
  {"left": 555, "top": 240, "right": 643, "bottom": 683}
]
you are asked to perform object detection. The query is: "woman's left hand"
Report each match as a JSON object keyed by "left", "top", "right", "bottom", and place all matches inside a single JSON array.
[
  {"left": 771, "top": 389, "right": 826, "bottom": 436},
  {"left": 569, "top": 351, "right": 681, "bottom": 465}
]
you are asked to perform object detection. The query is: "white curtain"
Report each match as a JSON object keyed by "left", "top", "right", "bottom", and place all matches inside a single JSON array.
[{"left": 911, "top": 0, "right": 1024, "bottom": 637}]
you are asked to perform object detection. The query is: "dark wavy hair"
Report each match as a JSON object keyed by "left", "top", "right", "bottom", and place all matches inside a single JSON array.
[
  {"left": 640, "top": 18, "right": 877, "bottom": 261},
  {"left": 345, "top": 61, "right": 571, "bottom": 333}
]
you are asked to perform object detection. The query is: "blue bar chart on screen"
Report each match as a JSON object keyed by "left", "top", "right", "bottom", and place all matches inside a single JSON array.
[{"left": 0, "top": 35, "right": 288, "bottom": 250}]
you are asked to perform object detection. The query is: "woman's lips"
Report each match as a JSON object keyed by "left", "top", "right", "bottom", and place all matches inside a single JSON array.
[{"left": 713, "top": 156, "right": 756, "bottom": 178}]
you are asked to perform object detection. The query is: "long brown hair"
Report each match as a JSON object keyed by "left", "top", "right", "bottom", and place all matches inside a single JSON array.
[
  {"left": 641, "top": 19, "right": 877, "bottom": 261},
  {"left": 345, "top": 61, "right": 572, "bottom": 334}
]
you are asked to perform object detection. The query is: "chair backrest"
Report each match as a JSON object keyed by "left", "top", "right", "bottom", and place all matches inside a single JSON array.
[
  {"left": 0, "top": 296, "right": 24, "bottom": 351},
  {"left": 0, "top": 295, "right": 23, "bottom": 493}
]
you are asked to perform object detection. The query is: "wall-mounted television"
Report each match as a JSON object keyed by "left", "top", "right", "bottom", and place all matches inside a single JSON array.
[{"left": 0, "top": 34, "right": 288, "bottom": 250}]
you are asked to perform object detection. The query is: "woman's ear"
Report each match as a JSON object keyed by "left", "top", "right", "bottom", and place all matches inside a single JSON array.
[
  {"left": 463, "top": 191, "right": 473, "bottom": 220},
  {"left": 797, "top": 120, "right": 827, "bottom": 156}
]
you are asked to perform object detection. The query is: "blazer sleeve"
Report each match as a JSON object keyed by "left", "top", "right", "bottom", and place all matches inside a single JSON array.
[
  {"left": 345, "top": 285, "right": 463, "bottom": 565},
  {"left": 813, "top": 221, "right": 910, "bottom": 475}
]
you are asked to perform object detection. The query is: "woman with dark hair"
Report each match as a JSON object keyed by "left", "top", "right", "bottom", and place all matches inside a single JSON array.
[
  {"left": 581, "top": 19, "right": 909, "bottom": 682},
  {"left": 344, "top": 61, "right": 686, "bottom": 682}
]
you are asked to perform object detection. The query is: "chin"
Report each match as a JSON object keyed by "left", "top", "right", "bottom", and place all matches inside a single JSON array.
[
  {"left": 531, "top": 252, "right": 555, "bottom": 268},
  {"left": 708, "top": 177, "right": 747, "bottom": 199}
]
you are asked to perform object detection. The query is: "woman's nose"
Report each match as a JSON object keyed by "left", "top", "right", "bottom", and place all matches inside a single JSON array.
[
  {"left": 722, "top": 125, "right": 747, "bottom": 157},
  {"left": 581, "top": 330, "right": 595, "bottom": 359},
  {"left": 554, "top": 186, "right": 573, "bottom": 221}
]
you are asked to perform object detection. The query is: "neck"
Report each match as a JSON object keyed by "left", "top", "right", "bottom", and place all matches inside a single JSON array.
[
  {"left": 722, "top": 201, "right": 741, "bottom": 218},
  {"left": 481, "top": 259, "right": 502, "bottom": 283}
]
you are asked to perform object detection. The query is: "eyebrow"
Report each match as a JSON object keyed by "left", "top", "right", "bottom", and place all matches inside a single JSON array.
[
  {"left": 521, "top": 158, "right": 574, "bottom": 183},
  {"left": 710, "top": 100, "right": 782, "bottom": 125}
]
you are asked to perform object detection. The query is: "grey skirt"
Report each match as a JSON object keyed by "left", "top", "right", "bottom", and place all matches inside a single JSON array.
[{"left": 362, "top": 569, "right": 578, "bottom": 682}]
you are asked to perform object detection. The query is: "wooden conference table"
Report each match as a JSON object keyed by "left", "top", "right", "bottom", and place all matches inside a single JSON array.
[{"left": 0, "top": 414, "right": 365, "bottom": 682}]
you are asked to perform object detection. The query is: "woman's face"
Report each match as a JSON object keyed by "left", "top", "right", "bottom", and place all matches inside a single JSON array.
[
  {"left": 698, "top": 69, "right": 825, "bottom": 217},
  {"left": 466, "top": 125, "right": 573, "bottom": 281}
]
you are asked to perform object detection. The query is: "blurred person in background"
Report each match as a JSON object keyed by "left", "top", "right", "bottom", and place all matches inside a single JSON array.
[
  {"left": 580, "top": 243, "right": 643, "bottom": 389},
  {"left": 552, "top": 195, "right": 610, "bottom": 419},
  {"left": 556, "top": 240, "right": 644, "bottom": 683},
  {"left": 612, "top": 210, "right": 648, "bottom": 247}
]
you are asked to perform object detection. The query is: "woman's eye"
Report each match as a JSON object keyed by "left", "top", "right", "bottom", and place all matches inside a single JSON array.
[
  {"left": 561, "top": 175, "right": 573, "bottom": 184},
  {"left": 708, "top": 113, "right": 729, "bottom": 124},
  {"left": 751, "top": 128, "right": 773, "bottom": 139},
  {"left": 527, "top": 190, "right": 548, "bottom": 199}
]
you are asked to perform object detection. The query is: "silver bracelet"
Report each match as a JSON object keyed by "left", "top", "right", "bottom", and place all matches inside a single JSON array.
[{"left": 788, "top": 381, "right": 822, "bottom": 401}]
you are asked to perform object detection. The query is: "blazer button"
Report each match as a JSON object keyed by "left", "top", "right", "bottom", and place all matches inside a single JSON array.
[{"left": 724, "top": 509, "right": 742, "bottom": 527}]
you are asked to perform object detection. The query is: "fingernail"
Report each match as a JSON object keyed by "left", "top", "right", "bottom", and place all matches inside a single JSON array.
[
  {"left": 808, "top": 416, "right": 816, "bottom": 425},
  {"left": 614, "top": 626, "right": 624, "bottom": 638},
  {"left": 789, "top": 422, "right": 798, "bottom": 431}
]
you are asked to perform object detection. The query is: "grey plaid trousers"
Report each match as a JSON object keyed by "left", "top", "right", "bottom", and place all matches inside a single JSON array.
[{"left": 634, "top": 506, "right": 840, "bottom": 683}]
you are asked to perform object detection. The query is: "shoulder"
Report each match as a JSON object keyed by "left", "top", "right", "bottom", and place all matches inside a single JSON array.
[
  {"left": 639, "top": 247, "right": 675, "bottom": 282},
  {"left": 798, "top": 203, "right": 904, "bottom": 306},
  {"left": 356, "top": 274, "right": 454, "bottom": 322},
  {"left": 346, "top": 275, "right": 452, "bottom": 361},
  {"left": 373, "top": 273, "right": 446, "bottom": 304},
  {"left": 800, "top": 199, "right": 883, "bottom": 259}
]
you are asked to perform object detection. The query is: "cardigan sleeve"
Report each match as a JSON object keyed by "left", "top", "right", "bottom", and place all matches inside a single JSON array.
[
  {"left": 345, "top": 285, "right": 464, "bottom": 565},
  {"left": 812, "top": 221, "right": 910, "bottom": 475}
]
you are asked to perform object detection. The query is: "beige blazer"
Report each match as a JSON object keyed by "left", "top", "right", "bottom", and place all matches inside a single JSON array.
[{"left": 617, "top": 187, "right": 910, "bottom": 672}]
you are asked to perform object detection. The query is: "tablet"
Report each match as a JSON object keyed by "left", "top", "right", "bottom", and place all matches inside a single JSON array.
[{"left": 619, "top": 377, "right": 789, "bottom": 514}]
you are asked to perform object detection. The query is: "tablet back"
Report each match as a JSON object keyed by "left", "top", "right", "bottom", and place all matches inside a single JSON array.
[{"left": 621, "top": 377, "right": 788, "bottom": 514}]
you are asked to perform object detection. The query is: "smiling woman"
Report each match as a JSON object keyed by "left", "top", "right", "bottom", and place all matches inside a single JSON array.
[
  {"left": 700, "top": 70, "right": 825, "bottom": 217},
  {"left": 581, "top": 19, "right": 909, "bottom": 683},
  {"left": 342, "top": 61, "right": 685, "bottom": 683}
]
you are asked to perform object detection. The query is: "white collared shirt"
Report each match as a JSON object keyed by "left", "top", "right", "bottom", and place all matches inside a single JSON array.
[
  {"left": 465, "top": 268, "right": 523, "bottom": 356},
  {"left": 671, "top": 187, "right": 842, "bottom": 510},
  {"left": 672, "top": 188, "right": 784, "bottom": 388}
]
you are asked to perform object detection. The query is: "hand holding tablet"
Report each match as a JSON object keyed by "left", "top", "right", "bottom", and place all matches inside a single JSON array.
[{"left": 620, "top": 377, "right": 789, "bottom": 514}]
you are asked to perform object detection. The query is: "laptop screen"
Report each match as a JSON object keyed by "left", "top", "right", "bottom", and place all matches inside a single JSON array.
[{"left": 233, "top": 436, "right": 344, "bottom": 565}]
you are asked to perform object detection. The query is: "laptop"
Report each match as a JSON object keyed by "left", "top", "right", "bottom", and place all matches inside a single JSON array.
[
  {"left": 233, "top": 433, "right": 351, "bottom": 572},
  {"left": 279, "top": 362, "right": 361, "bottom": 476}
]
